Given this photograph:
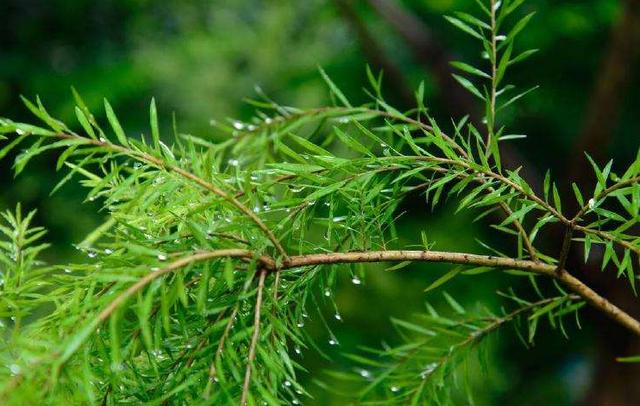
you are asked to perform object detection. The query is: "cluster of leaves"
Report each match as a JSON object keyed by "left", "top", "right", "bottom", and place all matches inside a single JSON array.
[{"left": 0, "top": 0, "right": 638, "bottom": 404}]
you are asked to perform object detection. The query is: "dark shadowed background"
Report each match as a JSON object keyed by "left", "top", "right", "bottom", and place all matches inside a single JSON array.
[{"left": 1, "top": 0, "right": 639, "bottom": 404}]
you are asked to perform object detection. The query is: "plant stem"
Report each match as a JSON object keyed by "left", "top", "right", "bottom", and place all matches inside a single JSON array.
[
  {"left": 487, "top": 0, "right": 498, "bottom": 157},
  {"left": 56, "top": 133, "right": 289, "bottom": 259},
  {"left": 92, "top": 248, "right": 640, "bottom": 341},
  {"left": 240, "top": 269, "right": 267, "bottom": 406}
]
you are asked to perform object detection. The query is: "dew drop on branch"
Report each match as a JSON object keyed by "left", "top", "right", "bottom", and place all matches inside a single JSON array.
[
  {"left": 9, "top": 364, "right": 21, "bottom": 376},
  {"left": 420, "top": 362, "right": 438, "bottom": 379}
]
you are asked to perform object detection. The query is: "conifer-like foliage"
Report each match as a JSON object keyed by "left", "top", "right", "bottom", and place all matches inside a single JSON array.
[{"left": 1, "top": 0, "right": 640, "bottom": 404}]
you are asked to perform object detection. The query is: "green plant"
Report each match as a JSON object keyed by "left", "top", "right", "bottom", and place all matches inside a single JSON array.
[{"left": 1, "top": 0, "right": 639, "bottom": 404}]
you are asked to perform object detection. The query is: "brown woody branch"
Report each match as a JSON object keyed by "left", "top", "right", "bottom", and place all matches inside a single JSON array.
[{"left": 92, "top": 248, "right": 640, "bottom": 342}]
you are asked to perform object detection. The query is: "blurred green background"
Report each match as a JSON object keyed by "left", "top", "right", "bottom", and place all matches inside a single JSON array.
[{"left": 1, "top": 0, "right": 639, "bottom": 404}]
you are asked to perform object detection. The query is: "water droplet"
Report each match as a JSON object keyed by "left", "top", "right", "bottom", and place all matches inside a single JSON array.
[
  {"left": 493, "top": 1, "right": 502, "bottom": 11},
  {"left": 264, "top": 117, "right": 273, "bottom": 124},
  {"left": 253, "top": 205, "right": 261, "bottom": 213},
  {"left": 296, "top": 321, "right": 305, "bottom": 328},
  {"left": 64, "top": 268, "right": 72, "bottom": 274},
  {"left": 133, "top": 162, "right": 142, "bottom": 169},
  {"left": 15, "top": 129, "right": 26, "bottom": 135},
  {"left": 328, "top": 337, "right": 339, "bottom": 346},
  {"left": 390, "top": 386, "right": 400, "bottom": 392},
  {"left": 228, "top": 159, "right": 239, "bottom": 167},
  {"left": 232, "top": 121, "right": 245, "bottom": 130},
  {"left": 104, "top": 249, "right": 113, "bottom": 255},
  {"left": 292, "top": 399, "right": 300, "bottom": 405},
  {"left": 351, "top": 277, "right": 361, "bottom": 285},
  {"left": 324, "top": 289, "right": 331, "bottom": 297},
  {"left": 294, "top": 346, "right": 302, "bottom": 355},
  {"left": 284, "top": 380, "right": 292, "bottom": 387},
  {"left": 151, "top": 267, "right": 160, "bottom": 272},
  {"left": 9, "top": 364, "right": 21, "bottom": 376},
  {"left": 588, "top": 198, "right": 596, "bottom": 209},
  {"left": 481, "top": 51, "right": 490, "bottom": 59},
  {"left": 420, "top": 362, "right": 438, "bottom": 379},
  {"left": 157, "top": 254, "right": 167, "bottom": 261},
  {"left": 332, "top": 216, "right": 346, "bottom": 223},
  {"left": 359, "top": 369, "right": 371, "bottom": 378},
  {"left": 87, "top": 251, "right": 97, "bottom": 258},
  {"left": 496, "top": 35, "right": 507, "bottom": 41},
  {"left": 334, "top": 313, "right": 342, "bottom": 321}
]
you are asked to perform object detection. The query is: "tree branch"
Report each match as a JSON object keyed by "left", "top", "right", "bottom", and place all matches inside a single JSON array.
[{"left": 95, "top": 248, "right": 640, "bottom": 344}]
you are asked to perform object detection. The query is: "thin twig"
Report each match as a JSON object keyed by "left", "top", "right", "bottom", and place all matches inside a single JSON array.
[
  {"left": 55, "top": 132, "right": 288, "bottom": 259},
  {"left": 556, "top": 222, "right": 574, "bottom": 274},
  {"left": 486, "top": 0, "right": 498, "bottom": 157},
  {"left": 240, "top": 269, "right": 267, "bottom": 406},
  {"left": 571, "top": 175, "right": 640, "bottom": 223},
  {"left": 204, "top": 305, "right": 239, "bottom": 398}
]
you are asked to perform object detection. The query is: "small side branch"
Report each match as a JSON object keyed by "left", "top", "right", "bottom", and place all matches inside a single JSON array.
[
  {"left": 240, "top": 269, "right": 267, "bottom": 406},
  {"left": 55, "top": 132, "right": 289, "bottom": 259},
  {"left": 556, "top": 222, "right": 574, "bottom": 274}
]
